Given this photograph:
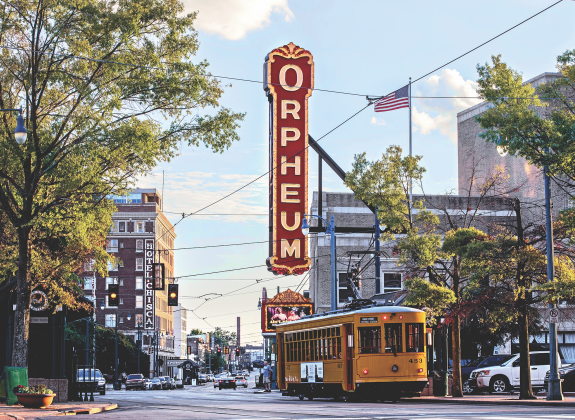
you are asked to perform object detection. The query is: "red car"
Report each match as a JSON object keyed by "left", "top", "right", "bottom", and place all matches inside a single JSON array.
[{"left": 125, "top": 374, "right": 146, "bottom": 390}]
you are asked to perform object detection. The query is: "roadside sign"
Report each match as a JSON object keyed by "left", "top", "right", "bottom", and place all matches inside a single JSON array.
[
  {"left": 166, "top": 359, "right": 187, "bottom": 367},
  {"left": 550, "top": 308, "right": 559, "bottom": 324}
]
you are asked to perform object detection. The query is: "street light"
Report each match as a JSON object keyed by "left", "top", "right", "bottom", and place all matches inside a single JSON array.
[
  {"left": 302, "top": 214, "right": 337, "bottom": 311},
  {"left": 257, "top": 298, "right": 262, "bottom": 310},
  {"left": 0, "top": 108, "right": 27, "bottom": 144}
]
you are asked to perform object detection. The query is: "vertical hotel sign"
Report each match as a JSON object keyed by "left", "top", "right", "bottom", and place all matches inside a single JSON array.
[
  {"left": 265, "top": 42, "right": 313, "bottom": 275},
  {"left": 145, "top": 239, "right": 155, "bottom": 330}
]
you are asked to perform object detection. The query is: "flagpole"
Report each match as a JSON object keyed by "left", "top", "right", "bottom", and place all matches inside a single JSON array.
[{"left": 409, "top": 77, "right": 412, "bottom": 222}]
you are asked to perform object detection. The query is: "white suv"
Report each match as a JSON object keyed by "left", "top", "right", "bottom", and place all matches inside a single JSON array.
[{"left": 469, "top": 351, "right": 560, "bottom": 393}]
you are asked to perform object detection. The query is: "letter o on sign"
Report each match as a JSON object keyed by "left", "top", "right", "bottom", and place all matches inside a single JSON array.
[{"left": 279, "top": 65, "right": 303, "bottom": 91}]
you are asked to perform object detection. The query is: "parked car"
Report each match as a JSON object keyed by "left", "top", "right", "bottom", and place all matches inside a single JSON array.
[
  {"left": 125, "top": 374, "right": 146, "bottom": 391},
  {"left": 214, "top": 375, "right": 221, "bottom": 388},
  {"left": 206, "top": 374, "right": 214, "bottom": 382},
  {"left": 76, "top": 368, "right": 106, "bottom": 395},
  {"left": 469, "top": 351, "right": 560, "bottom": 393},
  {"left": 455, "top": 355, "right": 514, "bottom": 394},
  {"left": 144, "top": 379, "right": 152, "bottom": 390},
  {"left": 544, "top": 363, "right": 575, "bottom": 391},
  {"left": 158, "top": 376, "right": 169, "bottom": 389},
  {"left": 218, "top": 376, "right": 237, "bottom": 390},
  {"left": 163, "top": 376, "right": 176, "bottom": 389},
  {"left": 175, "top": 377, "right": 184, "bottom": 389},
  {"left": 235, "top": 376, "right": 247, "bottom": 388},
  {"left": 150, "top": 378, "right": 162, "bottom": 390},
  {"left": 198, "top": 374, "right": 207, "bottom": 384}
]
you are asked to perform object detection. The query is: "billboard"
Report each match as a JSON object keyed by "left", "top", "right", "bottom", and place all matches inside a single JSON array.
[
  {"left": 144, "top": 239, "right": 155, "bottom": 330},
  {"left": 264, "top": 42, "right": 313, "bottom": 275},
  {"left": 261, "top": 289, "right": 313, "bottom": 333},
  {"left": 300, "top": 362, "right": 324, "bottom": 383}
]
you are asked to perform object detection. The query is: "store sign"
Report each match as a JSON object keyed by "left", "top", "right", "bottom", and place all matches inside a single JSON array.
[
  {"left": 145, "top": 239, "right": 155, "bottom": 330},
  {"left": 30, "top": 317, "right": 48, "bottom": 324},
  {"left": 261, "top": 289, "right": 313, "bottom": 333},
  {"left": 360, "top": 317, "right": 378, "bottom": 324},
  {"left": 264, "top": 42, "right": 313, "bottom": 275}
]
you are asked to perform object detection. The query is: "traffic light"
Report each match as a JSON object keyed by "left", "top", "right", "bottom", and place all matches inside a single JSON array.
[
  {"left": 217, "top": 347, "right": 221, "bottom": 357},
  {"left": 168, "top": 284, "right": 178, "bottom": 306},
  {"left": 108, "top": 283, "right": 119, "bottom": 306},
  {"left": 187, "top": 346, "right": 191, "bottom": 355},
  {"left": 235, "top": 348, "right": 240, "bottom": 357}
]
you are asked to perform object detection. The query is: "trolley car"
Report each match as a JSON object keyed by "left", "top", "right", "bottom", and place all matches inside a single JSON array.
[{"left": 275, "top": 305, "right": 427, "bottom": 401}]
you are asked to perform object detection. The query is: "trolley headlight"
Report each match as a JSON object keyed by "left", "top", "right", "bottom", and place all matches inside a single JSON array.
[{"left": 392, "top": 365, "right": 399, "bottom": 372}]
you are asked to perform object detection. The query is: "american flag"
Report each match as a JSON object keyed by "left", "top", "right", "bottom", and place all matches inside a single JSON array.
[{"left": 374, "top": 85, "right": 409, "bottom": 112}]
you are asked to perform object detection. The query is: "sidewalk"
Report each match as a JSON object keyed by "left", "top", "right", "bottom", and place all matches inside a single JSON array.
[
  {"left": 411, "top": 394, "right": 575, "bottom": 407},
  {"left": 0, "top": 403, "right": 117, "bottom": 419}
]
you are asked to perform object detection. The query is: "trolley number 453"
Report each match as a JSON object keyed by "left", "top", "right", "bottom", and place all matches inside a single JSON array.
[{"left": 408, "top": 358, "right": 424, "bottom": 364}]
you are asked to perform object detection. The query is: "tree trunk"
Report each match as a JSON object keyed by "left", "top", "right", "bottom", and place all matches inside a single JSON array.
[
  {"left": 514, "top": 199, "right": 535, "bottom": 400},
  {"left": 451, "top": 314, "right": 463, "bottom": 397},
  {"left": 451, "top": 259, "right": 463, "bottom": 397},
  {"left": 518, "top": 297, "right": 535, "bottom": 399},
  {"left": 12, "top": 226, "right": 31, "bottom": 367}
]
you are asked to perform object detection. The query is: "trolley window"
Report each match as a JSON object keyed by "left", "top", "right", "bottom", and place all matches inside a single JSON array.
[
  {"left": 284, "top": 326, "right": 342, "bottom": 362},
  {"left": 358, "top": 327, "right": 381, "bottom": 354},
  {"left": 406, "top": 323, "right": 424, "bottom": 353},
  {"left": 384, "top": 323, "right": 403, "bottom": 354}
]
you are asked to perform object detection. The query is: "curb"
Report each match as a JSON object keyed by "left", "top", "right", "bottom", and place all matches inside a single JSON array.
[
  {"left": 0, "top": 414, "right": 24, "bottom": 420},
  {"left": 409, "top": 397, "right": 575, "bottom": 407},
  {"left": 52, "top": 404, "right": 118, "bottom": 416}
]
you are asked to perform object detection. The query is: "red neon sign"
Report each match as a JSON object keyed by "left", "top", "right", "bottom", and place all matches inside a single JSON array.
[{"left": 264, "top": 43, "right": 313, "bottom": 275}]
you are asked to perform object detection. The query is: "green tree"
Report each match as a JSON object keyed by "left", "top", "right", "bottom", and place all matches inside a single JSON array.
[
  {"left": 210, "top": 327, "right": 237, "bottom": 348},
  {"left": 0, "top": 0, "right": 244, "bottom": 368},
  {"left": 190, "top": 329, "right": 203, "bottom": 336},
  {"left": 475, "top": 53, "right": 575, "bottom": 200}
]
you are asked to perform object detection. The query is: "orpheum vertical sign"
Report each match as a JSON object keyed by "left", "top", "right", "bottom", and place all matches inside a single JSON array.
[
  {"left": 265, "top": 42, "right": 313, "bottom": 275},
  {"left": 145, "top": 239, "right": 155, "bottom": 330}
]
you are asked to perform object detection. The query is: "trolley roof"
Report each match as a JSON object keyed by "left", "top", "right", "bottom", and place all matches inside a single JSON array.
[{"left": 277, "top": 305, "right": 423, "bottom": 328}]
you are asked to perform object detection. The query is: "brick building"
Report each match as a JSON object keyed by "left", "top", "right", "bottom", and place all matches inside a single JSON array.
[{"left": 82, "top": 188, "right": 177, "bottom": 377}]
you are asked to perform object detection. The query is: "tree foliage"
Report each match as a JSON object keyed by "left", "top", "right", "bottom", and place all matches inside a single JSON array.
[
  {"left": 210, "top": 327, "right": 237, "bottom": 348},
  {"left": 0, "top": 0, "right": 244, "bottom": 367}
]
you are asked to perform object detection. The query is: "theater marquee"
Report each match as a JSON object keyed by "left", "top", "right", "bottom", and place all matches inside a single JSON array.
[{"left": 264, "top": 42, "right": 313, "bottom": 275}]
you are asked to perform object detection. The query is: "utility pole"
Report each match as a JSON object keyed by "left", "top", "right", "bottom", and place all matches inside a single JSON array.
[{"left": 374, "top": 210, "right": 381, "bottom": 294}]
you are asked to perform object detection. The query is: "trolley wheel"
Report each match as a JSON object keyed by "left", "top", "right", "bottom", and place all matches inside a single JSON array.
[{"left": 298, "top": 395, "right": 304, "bottom": 401}]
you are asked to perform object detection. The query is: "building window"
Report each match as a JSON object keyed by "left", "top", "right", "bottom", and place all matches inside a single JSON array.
[
  {"left": 338, "top": 273, "right": 352, "bottom": 304},
  {"left": 84, "top": 277, "right": 93, "bottom": 290},
  {"left": 135, "top": 277, "right": 143, "bottom": 290},
  {"left": 119, "top": 260, "right": 124, "bottom": 268},
  {"left": 119, "top": 222, "right": 126, "bottom": 232},
  {"left": 107, "top": 261, "right": 118, "bottom": 271},
  {"left": 119, "top": 316, "right": 124, "bottom": 323},
  {"left": 105, "top": 314, "right": 116, "bottom": 327},
  {"left": 84, "top": 259, "right": 95, "bottom": 272},
  {"left": 110, "top": 221, "right": 119, "bottom": 233},
  {"left": 136, "top": 295, "right": 143, "bottom": 308},
  {"left": 107, "top": 239, "right": 118, "bottom": 253},
  {"left": 120, "top": 298, "right": 124, "bottom": 305},
  {"left": 109, "top": 193, "right": 142, "bottom": 204},
  {"left": 136, "top": 258, "right": 143, "bottom": 271},
  {"left": 105, "top": 277, "right": 118, "bottom": 290},
  {"left": 381, "top": 272, "right": 402, "bottom": 294},
  {"left": 120, "top": 242, "right": 124, "bottom": 249},
  {"left": 136, "top": 240, "right": 143, "bottom": 252},
  {"left": 136, "top": 314, "right": 143, "bottom": 327},
  {"left": 136, "top": 221, "right": 144, "bottom": 233}
]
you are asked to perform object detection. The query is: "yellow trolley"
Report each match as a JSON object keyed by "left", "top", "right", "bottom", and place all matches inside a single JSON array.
[{"left": 275, "top": 306, "right": 428, "bottom": 401}]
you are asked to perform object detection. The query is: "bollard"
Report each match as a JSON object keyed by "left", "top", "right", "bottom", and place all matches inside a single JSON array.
[{"left": 443, "top": 371, "right": 449, "bottom": 396}]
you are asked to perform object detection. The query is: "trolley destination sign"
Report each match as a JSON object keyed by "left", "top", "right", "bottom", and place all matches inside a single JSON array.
[{"left": 265, "top": 42, "right": 313, "bottom": 275}]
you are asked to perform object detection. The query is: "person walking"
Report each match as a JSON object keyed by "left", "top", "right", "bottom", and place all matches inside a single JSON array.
[{"left": 263, "top": 360, "right": 271, "bottom": 392}]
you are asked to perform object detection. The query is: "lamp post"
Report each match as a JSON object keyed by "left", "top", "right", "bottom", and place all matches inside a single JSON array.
[
  {"left": 544, "top": 157, "right": 564, "bottom": 400},
  {"left": 302, "top": 214, "right": 337, "bottom": 311},
  {"left": 136, "top": 319, "right": 143, "bottom": 375},
  {"left": 0, "top": 108, "right": 27, "bottom": 144}
]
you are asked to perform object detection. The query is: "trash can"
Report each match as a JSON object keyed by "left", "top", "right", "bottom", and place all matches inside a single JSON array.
[{"left": 432, "top": 371, "right": 449, "bottom": 397}]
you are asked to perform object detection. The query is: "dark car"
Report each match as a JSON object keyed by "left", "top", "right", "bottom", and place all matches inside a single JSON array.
[
  {"left": 150, "top": 378, "right": 162, "bottom": 390},
  {"left": 77, "top": 369, "right": 106, "bottom": 395},
  {"left": 544, "top": 363, "right": 575, "bottom": 391},
  {"left": 158, "top": 376, "right": 169, "bottom": 389},
  {"left": 218, "top": 376, "right": 237, "bottom": 390},
  {"left": 125, "top": 374, "right": 146, "bottom": 391},
  {"left": 457, "top": 355, "right": 514, "bottom": 394},
  {"left": 163, "top": 376, "right": 175, "bottom": 390}
]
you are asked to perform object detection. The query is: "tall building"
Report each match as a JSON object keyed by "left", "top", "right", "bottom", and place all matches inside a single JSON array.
[
  {"left": 174, "top": 304, "right": 188, "bottom": 358},
  {"left": 82, "top": 188, "right": 177, "bottom": 377}
]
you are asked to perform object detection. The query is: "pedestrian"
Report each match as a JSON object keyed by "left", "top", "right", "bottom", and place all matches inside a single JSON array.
[{"left": 263, "top": 360, "right": 271, "bottom": 392}]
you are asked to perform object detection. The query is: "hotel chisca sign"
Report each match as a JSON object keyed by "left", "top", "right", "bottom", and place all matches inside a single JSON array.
[{"left": 265, "top": 42, "right": 313, "bottom": 275}]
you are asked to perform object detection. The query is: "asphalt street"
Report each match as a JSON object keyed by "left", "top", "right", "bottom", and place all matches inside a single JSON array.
[{"left": 37, "top": 374, "right": 575, "bottom": 420}]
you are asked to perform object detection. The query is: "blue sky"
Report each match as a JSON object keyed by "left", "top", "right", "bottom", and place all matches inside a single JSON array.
[{"left": 138, "top": 0, "right": 575, "bottom": 344}]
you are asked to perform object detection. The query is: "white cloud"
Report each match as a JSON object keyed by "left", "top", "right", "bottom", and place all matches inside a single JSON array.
[
  {"left": 411, "top": 68, "right": 483, "bottom": 144},
  {"left": 370, "top": 117, "right": 386, "bottom": 126},
  {"left": 184, "top": 0, "right": 294, "bottom": 40}
]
